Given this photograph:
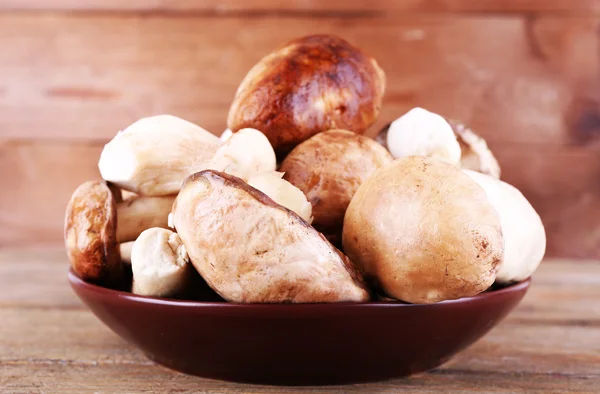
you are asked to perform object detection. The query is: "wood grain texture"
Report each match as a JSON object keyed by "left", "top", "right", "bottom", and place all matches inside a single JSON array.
[
  {"left": 1, "top": 14, "right": 600, "bottom": 147},
  {"left": 2, "top": 0, "right": 600, "bottom": 14},
  {"left": 0, "top": 248, "right": 599, "bottom": 393},
  {"left": 0, "top": 141, "right": 103, "bottom": 246}
]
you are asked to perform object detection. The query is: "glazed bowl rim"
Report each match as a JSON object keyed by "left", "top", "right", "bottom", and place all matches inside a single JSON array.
[{"left": 68, "top": 268, "right": 531, "bottom": 309}]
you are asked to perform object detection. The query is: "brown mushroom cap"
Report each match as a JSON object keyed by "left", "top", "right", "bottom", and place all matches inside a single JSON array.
[
  {"left": 342, "top": 156, "right": 504, "bottom": 304},
  {"left": 64, "top": 180, "right": 123, "bottom": 285},
  {"left": 280, "top": 129, "right": 393, "bottom": 239},
  {"left": 171, "top": 170, "right": 370, "bottom": 303},
  {"left": 227, "top": 34, "right": 386, "bottom": 155}
]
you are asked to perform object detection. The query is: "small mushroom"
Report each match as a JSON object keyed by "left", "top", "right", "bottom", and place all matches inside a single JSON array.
[
  {"left": 227, "top": 34, "right": 386, "bottom": 155},
  {"left": 247, "top": 171, "right": 313, "bottom": 223},
  {"left": 279, "top": 129, "right": 393, "bottom": 238},
  {"left": 170, "top": 170, "right": 370, "bottom": 303},
  {"left": 342, "top": 156, "right": 504, "bottom": 304},
  {"left": 98, "top": 114, "right": 221, "bottom": 196},
  {"left": 450, "top": 120, "right": 501, "bottom": 179},
  {"left": 376, "top": 108, "right": 501, "bottom": 178},
  {"left": 64, "top": 180, "right": 175, "bottom": 284},
  {"left": 385, "top": 107, "right": 461, "bottom": 166},
  {"left": 208, "top": 128, "right": 276, "bottom": 182},
  {"left": 463, "top": 170, "right": 546, "bottom": 283},
  {"left": 130, "top": 228, "right": 192, "bottom": 297}
]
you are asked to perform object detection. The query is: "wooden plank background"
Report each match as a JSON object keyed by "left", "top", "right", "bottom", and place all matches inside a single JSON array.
[{"left": 0, "top": 1, "right": 599, "bottom": 258}]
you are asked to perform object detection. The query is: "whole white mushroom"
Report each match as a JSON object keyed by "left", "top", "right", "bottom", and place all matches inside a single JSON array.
[
  {"left": 386, "top": 107, "right": 461, "bottom": 166},
  {"left": 463, "top": 170, "right": 546, "bottom": 283}
]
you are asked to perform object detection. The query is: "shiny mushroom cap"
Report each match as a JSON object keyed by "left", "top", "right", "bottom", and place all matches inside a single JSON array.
[
  {"left": 227, "top": 34, "right": 386, "bottom": 155},
  {"left": 64, "top": 180, "right": 124, "bottom": 285}
]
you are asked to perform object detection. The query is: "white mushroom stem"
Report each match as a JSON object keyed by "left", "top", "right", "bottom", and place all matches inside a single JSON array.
[
  {"left": 119, "top": 241, "right": 134, "bottom": 264},
  {"left": 386, "top": 107, "right": 461, "bottom": 166},
  {"left": 220, "top": 128, "right": 233, "bottom": 142},
  {"left": 131, "top": 228, "right": 191, "bottom": 297},
  {"left": 208, "top": 128, "right": 276, "bottom": 181},
  {"left": 115, "top": 195, "right": 176, "bottom": 243},
  {"left": 463, "top": 170, "right": 546, "bottom": 283},
  {"left": 247, "top": 171, "right": 313, "bottom": 223},
  {"left": 98, "top": 115, "right": 221, "bottom": 196}
]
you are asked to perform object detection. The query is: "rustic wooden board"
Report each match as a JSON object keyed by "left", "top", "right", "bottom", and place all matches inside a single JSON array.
[
  {"left": 0, "top": 141, "right": 102, "bottom": 247},
  {"left": 1, "top": 14, "right": 599, "bottom": 148},
  {"left": 0, "top": 248, "right": 599, "bottom": 393},
  {"left": 2, "top": 0, "right": 600, "bottom": 14}
]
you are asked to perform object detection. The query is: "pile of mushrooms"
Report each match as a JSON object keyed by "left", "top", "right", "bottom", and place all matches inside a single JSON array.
[{"left": 65, "top": 34, "right": 546, "bottom": 304}]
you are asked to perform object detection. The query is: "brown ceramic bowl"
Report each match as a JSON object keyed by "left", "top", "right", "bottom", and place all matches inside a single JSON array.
[{"left": 68, "top": 269, "right": 530, "bottom": 385}]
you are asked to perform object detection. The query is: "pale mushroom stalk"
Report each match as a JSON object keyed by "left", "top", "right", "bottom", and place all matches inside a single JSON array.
[
  {"left": 131, "top": 228, "right": 191, "bottom": 297},
  {"left": 463, "top": 170, "right": 546, "bottom": 283},
  {"left": 99, "top": 116, "right": 276, "bottom": 196},
  {"left": 98, "top": 114, "right": 221, "bottom": 196},
  {"left": 220, "top": 128, "right": 233, "bottom": 142},
  {"left": 119, "top": 241, "right": 134, "bottom": 264},
  {"left": 247, "top": 171, "right": 313, "bottom": 223},
  {"left": 116, "top": 195, "right": 177, "bottom": 242},
  {"left": 208, "top": 128, "right": 276, "bottom": 182}
]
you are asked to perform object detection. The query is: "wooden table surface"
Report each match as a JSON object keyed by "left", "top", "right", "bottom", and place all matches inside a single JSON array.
[{"left": 1, "top": 247, "right": 599, "bottom": 393}]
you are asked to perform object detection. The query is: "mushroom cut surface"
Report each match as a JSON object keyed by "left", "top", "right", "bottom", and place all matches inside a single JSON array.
[
  {"left": 227, "top": 34, "right": 386, "bottom": 154},
  {"left": 171, "top": 170, "right": 369, "bottom": 303}
]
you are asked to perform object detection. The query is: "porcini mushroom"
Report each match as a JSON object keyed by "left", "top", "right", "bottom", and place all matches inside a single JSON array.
[
  {"left": 450, "top": 121, "right": 501, "bottom": 179},
  {"left": 227, "top": 34, "right": 386, "bottom": 155},
  {"left": 64, "top": 180, "right": 175, "bottom": 284},
  {"left": 208, "top": 128, "right": 276, "bottom": 181},
  {"left": 463, "top": 170, "right": 546, "bottom": 283},
  {"left": 98, "top": 114, "right": 221, "bottom": 196},
  {"left": 170, "top": 170, "right": 370, "bottom": 303},
  {"left": 130, "top": 228, "right": 192, "bottom": 297},
  {"left": 384, "top": 107, "right": 461, "bottom": 166},
  {"left": 279, "top": 129, "right": 393, "bottom": 238},
  {"left": 342, "top": 156, "right": 504, "bottom": 304},
  {"left": 376, "top": 108, "right": 501, "bottom": 178},
  {"left": 247, "top": 171, "right": 313, "bottom": 223}
]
